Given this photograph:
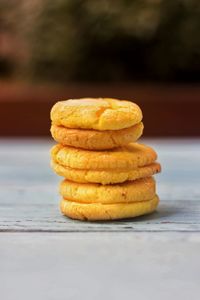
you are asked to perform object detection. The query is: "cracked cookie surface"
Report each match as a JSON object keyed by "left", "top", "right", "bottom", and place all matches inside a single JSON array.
[
  {"left": 60, "top": 195, "right": 159, "bottom": 221},
  {"left": 51, "top": 142, "right": 157, "bottom": 170},
  {"left": 60, "top": 177, "right": 156, "bottom": 204},
  {"left": 51, "top": 98, "right": 142, "bottom": 130}
]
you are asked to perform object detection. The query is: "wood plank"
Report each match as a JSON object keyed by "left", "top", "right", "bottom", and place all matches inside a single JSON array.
[
  {"left": 1, "top": 198, "right": 200, "bottom": 232},
  {"left": 1, "top": 139, "right": 200, "bottom": 300},
  {"left": 1, "top": 232, "right": 200, "bottom": 300},
  {"left": 0, "top": 139, "right": 200, "bottom": 232}
]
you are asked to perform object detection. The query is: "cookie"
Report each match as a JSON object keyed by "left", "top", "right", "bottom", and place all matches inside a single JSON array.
[
  {"left": 51, "top": 143, "right": 157, "bottom": 171},
  {"left": 60, "top": 177, "right": 156, "bottom": 204},
  {"left": 50, "top": 122, "right": 144, "bottom": 150},
  {"left": 60, "top": 195, "right": 159, "bottom": 221},
  {"left": 52, "top": 159, "right": 160, "bottom": 184},
  {"left": 51, "top": 98, "right": 142, "bottom": 130}
]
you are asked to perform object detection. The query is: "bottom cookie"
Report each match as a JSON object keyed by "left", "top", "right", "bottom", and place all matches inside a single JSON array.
[{"left": 60, "top": 195, "right": 159, "bottom": 221}]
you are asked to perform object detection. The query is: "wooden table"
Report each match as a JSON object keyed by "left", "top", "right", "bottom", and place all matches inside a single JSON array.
[{"left": 1, "top": 139, "right": 200, "bottom": 299}]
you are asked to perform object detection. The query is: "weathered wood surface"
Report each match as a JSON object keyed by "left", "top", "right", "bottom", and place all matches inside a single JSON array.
[
  {"left": 1, "top": 232, "right": 200, "bottom": 300},
  {"left": 1, "top": 139, "right": 200, "bottom": 300},
  {"left": 0, "top": 139, "right": 200, "bottom": 232}
]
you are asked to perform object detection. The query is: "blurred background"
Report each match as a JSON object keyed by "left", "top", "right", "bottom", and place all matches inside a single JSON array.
[{"left": 0, "top": 0, "right": 200, "bottom": 136}]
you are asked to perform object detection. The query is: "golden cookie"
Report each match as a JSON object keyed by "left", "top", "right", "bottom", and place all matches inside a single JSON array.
[
  {"left": 50, "top": 122, "right": 144, "bottom": 150},
  {"left": 60, "top": 195, "right": 159, "bottom": 221},
  {"left": 51, "top": 143, "right": 157, "bottom": 171},
  {"left": 51, "top": 98, "right": 142, "bottom": 130},
  {"left": 52, "top": 159, "right": 160, "bottom": 184},
  {"left": 60, "top": 177, "right": 155, "bottom": 204}
]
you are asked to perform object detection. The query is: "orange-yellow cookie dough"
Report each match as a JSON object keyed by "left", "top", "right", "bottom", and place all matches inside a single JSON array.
[
  {"left": 60, "top": 177, "right": 156, "bottom": 204},
  {"left": 51, "top": 98, "right": 142, "bottom": 131},
  {"left": 51, "top": 143, "right": 157, "bottom": 171},
  {"left": 52, "top": 159, "right": 161, "bottom": 184},
  {"left": 60, "top": 195, "right": 159, "bottom": 221},
  {"left": 50, "top": 122, "right": 144, "bottom": 150}
]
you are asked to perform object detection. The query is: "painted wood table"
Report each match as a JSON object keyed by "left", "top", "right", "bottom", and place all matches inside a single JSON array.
[{"left": 0, "top": 139, "right": 200, "bottom": 300}]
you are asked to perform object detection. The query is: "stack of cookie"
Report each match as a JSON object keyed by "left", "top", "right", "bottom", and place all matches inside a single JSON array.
[{"left": 50, "top": 98, "right": 161, "bottom": 221}]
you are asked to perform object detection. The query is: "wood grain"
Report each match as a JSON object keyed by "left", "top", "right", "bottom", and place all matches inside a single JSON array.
[
  {"left": 0, "top": 138, "right": 200, "bottom": 232},
  {"left": 1, "top": 139, "right": 200, "bottom": 300}
]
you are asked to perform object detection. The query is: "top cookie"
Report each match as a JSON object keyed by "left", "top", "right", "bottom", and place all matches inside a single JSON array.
[{"left": 50, "top": 98, "right": 142, "bottom": 130}]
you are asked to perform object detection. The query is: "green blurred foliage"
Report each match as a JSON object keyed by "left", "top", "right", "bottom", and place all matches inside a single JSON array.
[{"left": 0, "top": 0, "right": 200, "bottom": 82}]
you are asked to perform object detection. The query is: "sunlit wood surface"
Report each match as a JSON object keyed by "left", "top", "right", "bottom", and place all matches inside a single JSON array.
[{"left": 1, "top": 139, "right": 200, "bottom": 299}]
